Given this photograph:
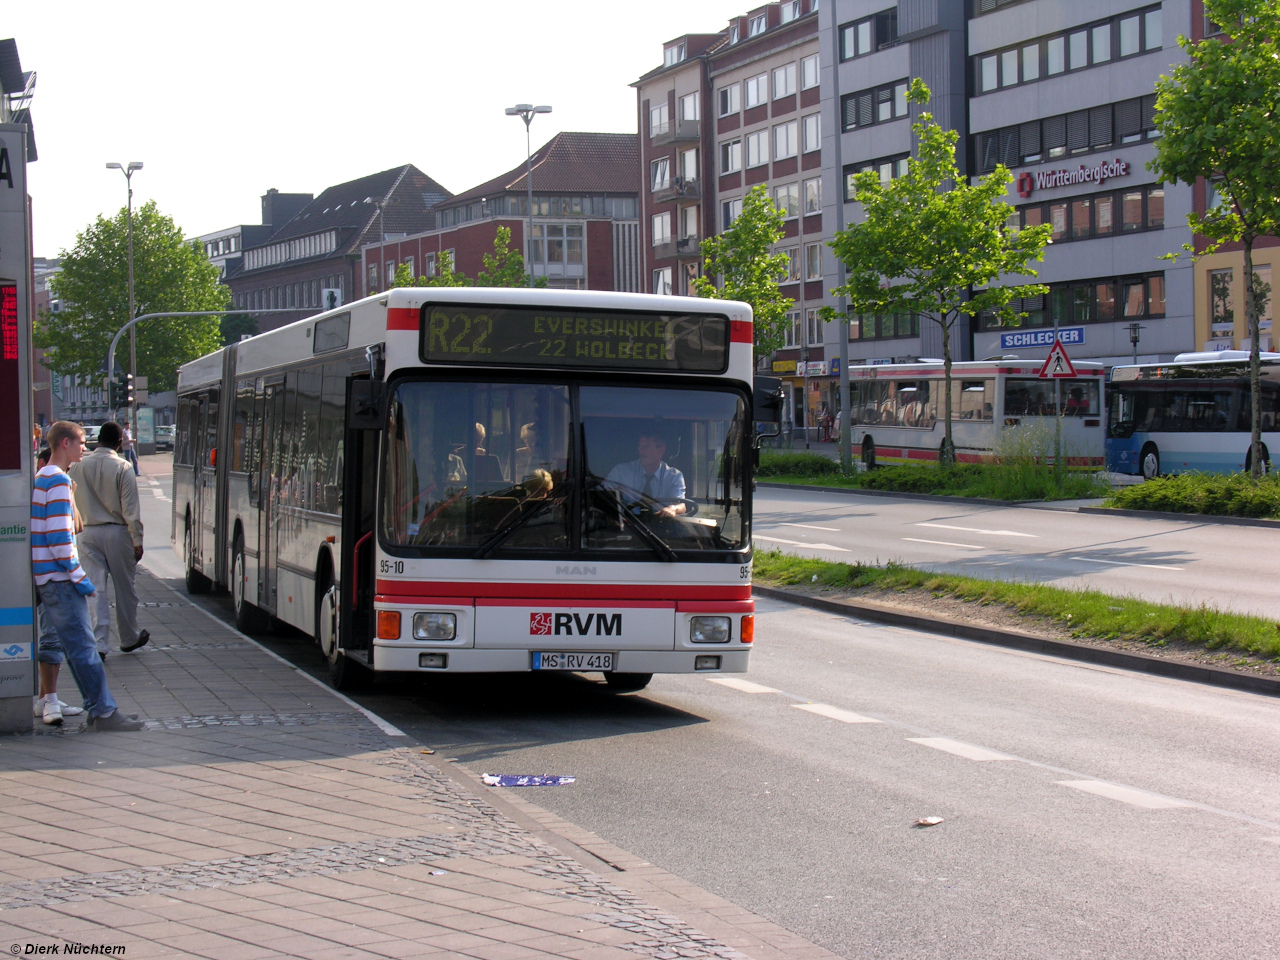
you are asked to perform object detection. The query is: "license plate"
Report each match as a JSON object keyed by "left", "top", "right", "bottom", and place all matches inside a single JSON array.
[{"left": 532, "top": 652, "right": 614, "bottom": 671}]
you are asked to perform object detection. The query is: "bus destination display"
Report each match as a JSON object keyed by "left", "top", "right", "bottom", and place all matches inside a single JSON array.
[{"left": 421, "top": 304, "right": 729, "bottom": 373}]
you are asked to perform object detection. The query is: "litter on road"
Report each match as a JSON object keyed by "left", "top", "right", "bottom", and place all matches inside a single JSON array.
[
  {"left": 914, "top": 817, "right": 945, "bottom": 827},
  {"left": 483, "top": 774, "right": 577, "bottom": 787}
]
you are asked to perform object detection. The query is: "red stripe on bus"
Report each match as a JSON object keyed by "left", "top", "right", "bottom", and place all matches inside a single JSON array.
[
  {"left": 375, "top": 596, "right": 465, "bottom": 606},
  {"left": 677, "top": 600, "right": 755, "bottom": 613},
  {"left": 375, "top": 580, "right": 751, "bottom": 600},
  {"left": 730, "top": 320, "right": 753, "bottom": 343},
  {"left": 387, "top": 307, "right": 417, "bottom": 330}
]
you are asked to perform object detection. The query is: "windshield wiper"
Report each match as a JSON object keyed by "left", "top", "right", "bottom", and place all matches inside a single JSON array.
[
  {"left": 474, "top": 496, "right": 563, "bottom": 559},
  {"left": 585, "top": 476, "right": 678, "bottom": 562}
]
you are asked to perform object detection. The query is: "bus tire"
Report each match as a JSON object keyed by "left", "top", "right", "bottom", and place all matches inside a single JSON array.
[
  {"left": 605, "top": 672, "right": 652, "bottom": 692},
  {"left": 183, "top": 519, "right": 212, "bottom": 595},
  {"left": 862, "top": 437, "right": 876, "bottom": 470},
  {"left": 1245, "top": 444, "right": 1271, "bottom": 475},
  {"left": 317, "top": 575, "right": 362, "bottom": 690},
  {"left": 1140, "top": 444, "right": 1160, "bottom": 481},
  {"left": 231, "top": 538, "right": 270, "bottom": 633}
]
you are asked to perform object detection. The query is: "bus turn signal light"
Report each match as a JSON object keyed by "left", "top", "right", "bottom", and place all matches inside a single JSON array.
[
  {"left": 376, "top": 610, "right": 401, "bottom": 639},
  {"left": 741, "top": 615, "right": 754, "bottom": 644}
]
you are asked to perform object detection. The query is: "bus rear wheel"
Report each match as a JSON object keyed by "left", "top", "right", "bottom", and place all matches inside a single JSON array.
[
  {"left": 605, "top": 672, "right": 652, "bottom": 692},
  {"left": 184, "top": 521, "right": 211, "bottom": 595},
  {"left": 861, "top": 437, "right": 876, "bottom": 470},
  {"left": 1140, "top": 444, "right": 1161, "bottom": 481}
]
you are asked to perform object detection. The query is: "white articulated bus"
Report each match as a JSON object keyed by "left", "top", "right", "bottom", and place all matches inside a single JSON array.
[
  {"left": 173, "top": 288, "right": 778, "bottom": 690},
  {"left": 846, "top": 359, "right": 1108, "bottom": 467}
]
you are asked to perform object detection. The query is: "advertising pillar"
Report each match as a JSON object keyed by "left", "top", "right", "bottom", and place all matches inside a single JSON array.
[{"left": 0, "top": 123, "right": 35, "bottom": 733}]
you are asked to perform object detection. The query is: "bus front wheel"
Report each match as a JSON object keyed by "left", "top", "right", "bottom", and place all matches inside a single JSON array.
[
  {"left": 605, "top": 672, "right": 652, "bottom": 692},
  {"left": 861, "top": 438, "right": 876, "bottom": 470},
  {"left": 318, "top": 579, "right": 362, "bottom": 690},
  {"left": 1140, "top": 444, "right": 1161, "bottom": 481}
]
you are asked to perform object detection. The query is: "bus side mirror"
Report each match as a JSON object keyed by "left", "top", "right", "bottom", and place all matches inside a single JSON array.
[
  {"left": 347, "top": 380, "right": 386, "bottom": 431},
  {"left": 753, "top": 376, "right": 784, "bottom": 441}
]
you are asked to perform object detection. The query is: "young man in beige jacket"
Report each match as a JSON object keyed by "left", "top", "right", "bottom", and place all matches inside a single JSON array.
[{"left": 69, "top": 421, "right": 149, "bottom": 657}]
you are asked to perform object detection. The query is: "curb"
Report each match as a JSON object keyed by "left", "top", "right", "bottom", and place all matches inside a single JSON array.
[
  {"left": 754, "top": 584, "right": 1280, "bottom": 699},
  {"left": 1078, "top": 505, "right": 1280, "bottom": 529},
  {"left": 757, "top": 481, "right": 1032, "bottom": 507}
]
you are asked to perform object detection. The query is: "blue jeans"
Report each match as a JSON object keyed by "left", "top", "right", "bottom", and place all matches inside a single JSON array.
[
  {"left": 36, "top": 580, "right": 118, "bottom": 719},
  {"left": 36, "top": 604, "right": 62, "bottom": 664},
  {"left": 124, "top": 447, "right": 138, "bottom": 475}
]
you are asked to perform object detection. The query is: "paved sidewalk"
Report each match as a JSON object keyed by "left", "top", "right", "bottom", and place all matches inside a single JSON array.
[{"left": 0, "top": 571, "right": 840, "bottom": 960}]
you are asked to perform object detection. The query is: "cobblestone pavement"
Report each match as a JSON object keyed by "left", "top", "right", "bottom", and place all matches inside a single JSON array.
[{"left": 0, "top": 571, "right": 841, "bottom": 960}]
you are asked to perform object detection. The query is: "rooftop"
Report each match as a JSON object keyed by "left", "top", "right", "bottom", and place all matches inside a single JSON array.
[{"left": 443, "top": 132, "right": 638, "bottom": 206}]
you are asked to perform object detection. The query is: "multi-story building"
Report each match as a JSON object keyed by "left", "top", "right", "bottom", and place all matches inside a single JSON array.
[
  {"left": 637, "top": 1, "right": 828, "bottom": 434},
  {"left": 223, "top": 167, "right": 450, "bottom": 333},
  {"left": 195, "top": 190, "right": 308, "bottom": 280},
  {"left": 361, "top": 132, "right": 640, "bottom": 293},
  {"left": 31, "top": 258, "right": 63, "bottom": 428}
]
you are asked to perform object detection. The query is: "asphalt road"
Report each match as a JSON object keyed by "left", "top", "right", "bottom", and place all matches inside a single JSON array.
[
  {"left": 755, "top": 485, "right": 1280, "bottom": 619},
  {"left": 135, "top": 456, "right": 1280, "bottom": 960}
]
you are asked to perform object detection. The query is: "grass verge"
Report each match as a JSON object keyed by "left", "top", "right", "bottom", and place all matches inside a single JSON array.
[
  {"left": 758, "top": 453, "right": 1109, "bottom": 501},
  {"left": 754, "top": 549, "right": 1280, "bottom": 660},
  {"left": 1106, "top": 472, "right": 1280, "bottom": 519}
]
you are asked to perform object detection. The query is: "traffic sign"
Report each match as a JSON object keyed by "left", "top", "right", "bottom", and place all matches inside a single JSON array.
[{"left": 1038, "top": 339, "right": 1077, "bottom": 379}]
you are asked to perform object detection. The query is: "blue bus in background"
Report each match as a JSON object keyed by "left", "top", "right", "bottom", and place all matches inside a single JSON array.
[{"left": 1106, "top": 352, "right": 1280, "bottom": 478}]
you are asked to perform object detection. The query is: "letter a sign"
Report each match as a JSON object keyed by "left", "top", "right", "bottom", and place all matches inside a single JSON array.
[{"left": 1038, "top": 339, "right": 1077, "bottom": 379}]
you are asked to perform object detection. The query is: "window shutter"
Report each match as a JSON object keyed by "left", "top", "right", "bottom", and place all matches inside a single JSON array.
[
  {"left": 842, "top": 94, "right": 858, "bottom": 130},
  {"left": 1089, "top": 106, "right": 1112, "bottom": 147},
  {"left": 1043, "top": 115, "right": 1066, "bottom": 153},
  {"left": 1020, "top": 121, "right": 1041, "bottom": 158},
  {"left": 1067, "top": 111, "right": 1089, "bottom": 151},
  {"left": 999, "top": 127, "right": 1021, "bottom": 167},
  {"left": 978, "top": 133, "right": 999, "bottom": 174},
  {"left": 1140, "top": 94, "right": 1157, "bottom": 132},
  {"left": 1115, "top": 98, "right": 1141, "bottom": 138},
  {"left": 856, "top": 90, "right": 874, "bottom": 127}
]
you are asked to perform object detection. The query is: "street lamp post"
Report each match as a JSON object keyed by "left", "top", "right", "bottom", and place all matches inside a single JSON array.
[
  {"left": 1128, "top": 321, "right": 1145, "bottom": 364},
  {"left": 505, "top": 104, "right": 552, "bottom": 285},
  {"left": 106, "top": 161, "right": 143, "bottom": 440}
]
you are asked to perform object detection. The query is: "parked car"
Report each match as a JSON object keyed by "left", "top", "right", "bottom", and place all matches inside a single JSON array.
[
  {"left": 81, "top": 425, "right": 101, "bottom": 449},
  {"left": 155, "top": 424, "right": 175, "bottom": 451}
]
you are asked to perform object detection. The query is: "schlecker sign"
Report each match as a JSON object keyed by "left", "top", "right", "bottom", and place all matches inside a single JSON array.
[{"left": 0, "top": 122, "right": 35, "bottom": 733}]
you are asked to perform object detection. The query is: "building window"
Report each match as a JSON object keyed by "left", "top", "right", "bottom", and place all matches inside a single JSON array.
[
  {"left": 679, "top": 147, "right": 698, "bottom": 182},
  {"left": 981, "top": 273, "right": 1167, "bottom": 330},
  {"left": 975, "top": 94, "right": 1158, "bottom": 174},
  {"left": 720, "top": 138, "right": 742, "bottom": 174},
  {"left": 841, "top": 80, "right": 909, "bottom": 131},
  {"left": 1204, "top": 12, "right": 1224, "bottom": 37},
  {"left": 805, "top": 242, "right": 822, "bottom": 280},
  {"left": 774, "top": 121, "right": 798, "bottom": 160},
  {"left": 773, "top": 63, "right": 796, "bottom": 99},
  {"left": 653, "top": 267, "right": 673, "bottom": 295},
  {"left": 722, "top": 198, "right": 743, "bottom": 230},
  {"left": 650, "top": 102, "right": 669, "bottom": 138},
  {"left": 851, "top": 312, "right": 918, "bottom": 341},
  {"left": 801, "top": 54, "right": 819, "bottom": 90},
  {"left": 730, "top": 23, "right": 740, "bottom": 44},
  {"left": 840, "top": 9, "right": 897, "bottom": 60},
  {"left": 651, "top": 212, "right": 672, "bottom": 246},
  {"left": 780, "top": 1, "right": 801, "bottom": 24},
  {"left": 368, "top": 264, "right": 378, "bottom": 294},
  {"left": 718, "top": 84, "right": 741, "bottom": 116},
  {"left": 745, "top": 73, "right": 768, "bottom": 109},
  {"left": 807, "top": 308, "right": 824, "bottom": 346},
  {"left": 844, "top": 154, "right": 909, "bottom": 200},
  {"left": 1209, "top": 269, "right": 1234, "bottom": 335},
  {"left": 748, "top": 14, "right": 766, "bottom": 36},
  {"left": 745, "top": 130, "right": 769, "bottom": 168},
  {"left": 651, "top": 157, "right": 670, "bottom": 191},
  {"left": 803, "top": 176, "right": 822, "bottom": 214},
  {"left": 973, "top": 6, "right": 1162, "bottom": 96},
  {"left": 679, "top": 92, "right": 699, "bottom": 122},
  {"left": 424, "top": 253, "right": 437, "bottom": 278},
  {"left": 774, "top": 183, "right": 801, "bottom": 219},
  {"left": 802, "top": 113, "right": 821, "bottom": 153},
  {"left": 1016, "top": 184, "right": 1163, "bottom": 243},
  {"left": 681, "top": 205, "right": 700, "bottom": 240},
  {"left": 530, "top": 225, "right": 584, "bottom": 265},
  {"left": 664, "top": 42, "right": 686, "bottom": 67},
  {"left": 784, "top": 310, "right": 801, "bottom": 348},
  {"left": 781, "top": 247, "right": 800, "bottom": 283}
]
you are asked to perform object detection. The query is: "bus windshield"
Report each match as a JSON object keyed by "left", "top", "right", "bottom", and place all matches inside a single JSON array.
[{"left": 381, "top": 379, "right": 748, "bottom": 557}]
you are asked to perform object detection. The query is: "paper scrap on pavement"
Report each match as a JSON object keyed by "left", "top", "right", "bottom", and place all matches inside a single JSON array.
[
  {"left": 482, "top": 774, "right": 577, "bottom": 787},
  {"left": 914, "top": 817, "right": 945, "bottom": 827}
]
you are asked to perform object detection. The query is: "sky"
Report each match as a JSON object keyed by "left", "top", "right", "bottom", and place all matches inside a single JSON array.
[{"left": 8, "top": 0, "right": 751, "bottom": 257}]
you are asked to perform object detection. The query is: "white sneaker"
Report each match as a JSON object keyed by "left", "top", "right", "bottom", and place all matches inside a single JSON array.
[
  {"left": 33, "top": 694, "right": 47, "bottom": 717},
  {"left": 42, "top": 698, "right": 63, "bottom": 726},
  {"left": 33, "top": 696, "right": 83, "bottom": 717}
]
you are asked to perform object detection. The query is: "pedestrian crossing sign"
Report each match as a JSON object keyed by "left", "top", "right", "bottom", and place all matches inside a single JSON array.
[{"left": 1038, "top": 339, "right": 1078, "bottom": 379}]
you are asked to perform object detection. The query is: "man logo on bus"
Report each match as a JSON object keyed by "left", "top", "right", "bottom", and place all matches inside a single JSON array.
[{"left": 530, "top": 612, "right": 622, "bottom": 636}]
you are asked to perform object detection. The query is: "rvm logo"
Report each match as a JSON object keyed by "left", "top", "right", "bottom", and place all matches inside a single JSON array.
[{"left": 529, "top": 612, "right": 622, "bottom": 637}]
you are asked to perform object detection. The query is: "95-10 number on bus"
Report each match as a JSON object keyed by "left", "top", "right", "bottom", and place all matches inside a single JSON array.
[{"left": 379, "top": 560, "right": 405, "bottom": 575}]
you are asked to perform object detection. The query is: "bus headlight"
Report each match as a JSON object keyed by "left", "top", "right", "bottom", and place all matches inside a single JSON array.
[
  {"left": 413, "top": 612, "right": 457, "bottom": 640},
  {"left": 690, "top": 616, "right": 731, "bottom": 643}
]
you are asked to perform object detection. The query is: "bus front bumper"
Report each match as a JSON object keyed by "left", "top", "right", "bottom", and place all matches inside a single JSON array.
[{"left": 370, "top": 644, "right": 751, "bottom": 675}]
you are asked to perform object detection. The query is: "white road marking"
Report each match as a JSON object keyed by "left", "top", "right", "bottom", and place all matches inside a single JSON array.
[
  {"left": 777, "top": 522, "right": 841, "bottom": 532},
  {"left": 1057, "top": 780, "right": 1194, "bottom": 810},
  {"left": 908, "top": 737, "right": 1015, "bottom": 762},
  {"left": 754, "top": 535, "right": 851, "bottom": 552},
  {"left": 1069, "top": 556, "right": 1184, "bottom": 572},
  {"left": 901, "top": 537, "right": 984, "bottom": 550},
  {"left": 707, "top": 677, "right": 779, "bottom": 694},
  {"left": 793, "top": 703, "right": 881, "bottom": 724},
  {"left": 916, "top": 522, "right": 1037, "bottom": 538}
]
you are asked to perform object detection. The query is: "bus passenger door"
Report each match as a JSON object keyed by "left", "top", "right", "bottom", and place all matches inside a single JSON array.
[
  {"left": 198, "top": 389, "right": 220, "bottom": 570},
  {"left": 339, "top": 379, "right": 380, "bottom": 663},
  {"left": 257, "top": 382, "right": 285, "bottom": 613}
]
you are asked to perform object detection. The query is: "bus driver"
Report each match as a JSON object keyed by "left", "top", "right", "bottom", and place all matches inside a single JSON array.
[{"left": 606, "top": 429, "right": 686, "bottom": 518}]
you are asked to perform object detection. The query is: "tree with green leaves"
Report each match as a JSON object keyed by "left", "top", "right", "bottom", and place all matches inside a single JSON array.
[
  {"left": 691, "top": 185, "right": 793, "bottom": 356},
  {"left": 220, "top": 313, "right": 258, "bottom": 345},
  {"left": 37, "top": 200, "right": 227, "bottom": 393},
  {"left": 1149, "top": 0, "right": 1280, "bottom": 478},
  {"left": 391, "top": 251, "right": 472, "bottom": 288},
  {"left": 388, "top": 229, "right": 547, "bottom": 290},
  {"left": 828, "top": 79, "right": 1053, "bottom": 466}
]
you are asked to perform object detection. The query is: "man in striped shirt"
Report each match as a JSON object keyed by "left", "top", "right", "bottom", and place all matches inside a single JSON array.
[{"left": 33, "top": 421, "right": 143, "bottom": 732}]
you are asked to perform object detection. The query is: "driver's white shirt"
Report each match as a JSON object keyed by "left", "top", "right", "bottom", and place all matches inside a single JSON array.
[{"left": 604, "top": 459, "right": 685, "bottom": 504}]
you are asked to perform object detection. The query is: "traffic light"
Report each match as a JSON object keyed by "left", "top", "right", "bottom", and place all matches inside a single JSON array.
[{"left": 124, "top": 372, "right": 135, "bottom": 406}]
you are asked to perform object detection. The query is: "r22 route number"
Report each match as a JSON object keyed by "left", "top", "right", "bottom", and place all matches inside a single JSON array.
[{"left": 379, "top": 560, "right": 405, "bottom": 574}]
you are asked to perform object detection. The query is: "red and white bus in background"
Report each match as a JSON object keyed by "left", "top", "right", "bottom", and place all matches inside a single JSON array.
[
  {"left": 846, "top": 359, "right": 1108, "bottom": 467},
  {"left": 173, "top": 288, "right": 777, "bottom": 690}
]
